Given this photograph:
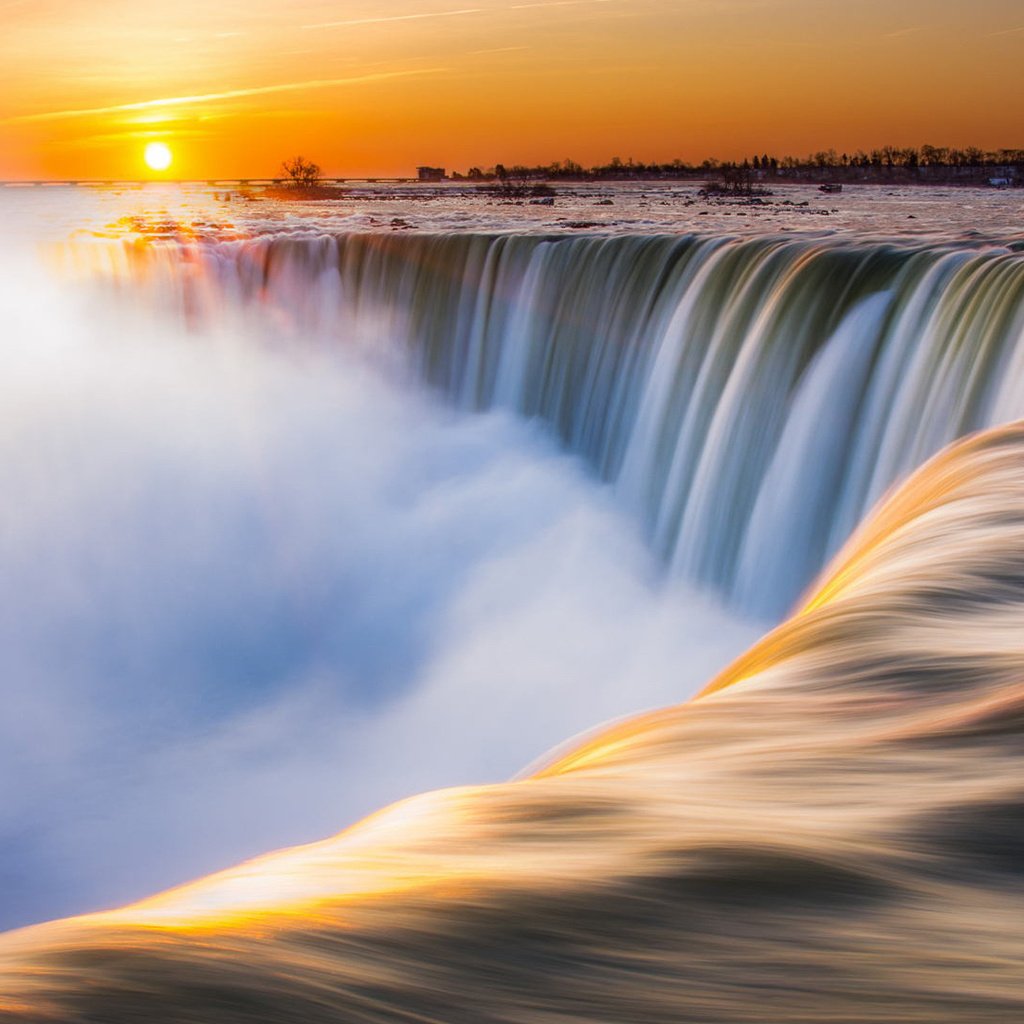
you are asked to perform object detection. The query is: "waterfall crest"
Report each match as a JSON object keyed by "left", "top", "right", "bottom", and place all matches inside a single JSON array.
[{"left": 72, "top": 231, "right": 1024, "bottom": 617}]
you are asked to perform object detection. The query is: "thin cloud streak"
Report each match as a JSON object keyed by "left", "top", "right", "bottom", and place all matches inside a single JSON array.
[
  {"left": 467, "top": 45, "right": 531, "bottom": 54},
  {"left": 1, "top": 68, "right": 448, "bottom": 125},
  {"left": 303, "top": 7, "right": 484, "bottom": 31},
  {"left": 303, "top": 0, "right": 613, "bottom": 31},
  {"left": 509, "top": 0, "right": 613, "bottom": 9},
  {"left": 882, "top": 26, "right": 924, "bottom": 39}
]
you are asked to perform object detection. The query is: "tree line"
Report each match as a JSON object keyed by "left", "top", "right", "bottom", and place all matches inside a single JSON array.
[{"left": 451, "top": 147, "right": 1024, "bottom": 185}]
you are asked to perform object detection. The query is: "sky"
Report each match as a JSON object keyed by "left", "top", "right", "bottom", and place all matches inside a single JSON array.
[{"left": 1, "top": 0, "right": 1022, "bottom": 186}]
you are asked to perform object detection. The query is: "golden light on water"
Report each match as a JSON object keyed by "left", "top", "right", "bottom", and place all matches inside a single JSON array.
[
  {"left": 5, "top": 419, "right": 1024, "bottom": 1023},
  {"left": 143, "top": 141, "right": 172, "bottom": 172}
]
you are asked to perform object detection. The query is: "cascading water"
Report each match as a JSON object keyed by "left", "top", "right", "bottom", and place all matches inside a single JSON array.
[
  {"left": 71, "top": 231, "right": 1024, "bottom": 617},
  {"left": 5, "top": 418, "right": 1024, "bottom": 1024},
  {"left": 5, "top": 192, "right": 1024, "bottom": 1021}
]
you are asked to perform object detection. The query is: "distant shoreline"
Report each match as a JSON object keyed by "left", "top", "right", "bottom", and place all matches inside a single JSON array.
[
  {"left": 0, "top": 177, "right": 1019, "bottom": 190},
  {"left": 448, "top": 171, "right": 1021, "bottom": 190},
  {"left": 451, "top": 147, "right": 1022, "bottom": 189}
]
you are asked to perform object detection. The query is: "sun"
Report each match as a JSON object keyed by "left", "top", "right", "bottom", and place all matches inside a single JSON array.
[{"left": 144, "top": 142, "right": 173, "bottom": 172}]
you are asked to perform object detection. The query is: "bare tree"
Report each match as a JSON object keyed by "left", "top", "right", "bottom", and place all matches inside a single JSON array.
[{"left": 281, "top": 156, "right": 321, "bottom": 187}]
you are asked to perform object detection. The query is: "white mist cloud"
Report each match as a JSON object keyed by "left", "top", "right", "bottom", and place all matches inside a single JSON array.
[{"left": 0, "top": 256, "right": 758, "bottom": 930}]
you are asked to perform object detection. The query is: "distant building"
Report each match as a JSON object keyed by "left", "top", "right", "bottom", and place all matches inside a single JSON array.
[{"left": 417, "top": 166, "right": 446, "bottom": 182}]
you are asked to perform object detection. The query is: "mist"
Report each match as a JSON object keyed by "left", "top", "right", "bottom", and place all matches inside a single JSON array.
[{"left": 0, "top": 254, "right": 758, "bottom": 930}]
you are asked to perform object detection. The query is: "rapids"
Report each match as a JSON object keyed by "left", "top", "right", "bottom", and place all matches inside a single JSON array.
[{"left": 2, "top": 420, "right": 1023, "bottom": 1022}]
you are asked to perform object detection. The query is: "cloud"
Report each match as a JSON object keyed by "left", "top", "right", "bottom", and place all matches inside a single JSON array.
[
  {"left": 302, "top": 0, "right": 614, "bottom": 31},
  {"left": 302, "top": 7, "right": 486, "bottom": 31},
  {"left": 881, "top": 26, "right": 925, "bottom": 39},
  {"left": 0, "top": 68, "right": 449, "bottom": 125},
  {"left": 509, "top": 0, "right": 613, "bottom": 9},
  {"left": 467, "top": 45, "right": 531, "bottom": 55}
]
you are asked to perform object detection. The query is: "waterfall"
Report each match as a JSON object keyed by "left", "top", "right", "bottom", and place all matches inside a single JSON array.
[
  {"left": 5, "top": 419, "right": 1024, "bottom": 1024},
  {"left": 67, "top": 231, "right": 1024, "bottom": 617}
]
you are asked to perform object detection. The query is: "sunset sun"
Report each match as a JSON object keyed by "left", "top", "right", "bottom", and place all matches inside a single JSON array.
[{"left": 144, "top": 141, "right": 172, "bottom": 172}]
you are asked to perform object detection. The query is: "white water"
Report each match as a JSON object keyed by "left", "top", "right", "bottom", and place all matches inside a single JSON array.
[
  {"left": 3, "top": 185, "right": 1024, "bottom": 932},
  {"left": 0, "top": 243, "right": 755, "bottom": 930},
  {"left": 87, "top": 230, "right": 1024, "bottom": 616}
]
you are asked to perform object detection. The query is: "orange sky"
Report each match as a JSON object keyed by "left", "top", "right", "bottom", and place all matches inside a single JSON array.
[{"left": 2, "top": 0, "right": 1022, "bottom": 179}]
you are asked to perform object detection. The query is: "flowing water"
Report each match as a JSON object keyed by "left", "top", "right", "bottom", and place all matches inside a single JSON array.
[
  {"left": 65, "top": 225, "right": 1024, "bottom": 617},
  {"left": 1, "top": 185, "right": 1023, "bottom": 1020}
]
